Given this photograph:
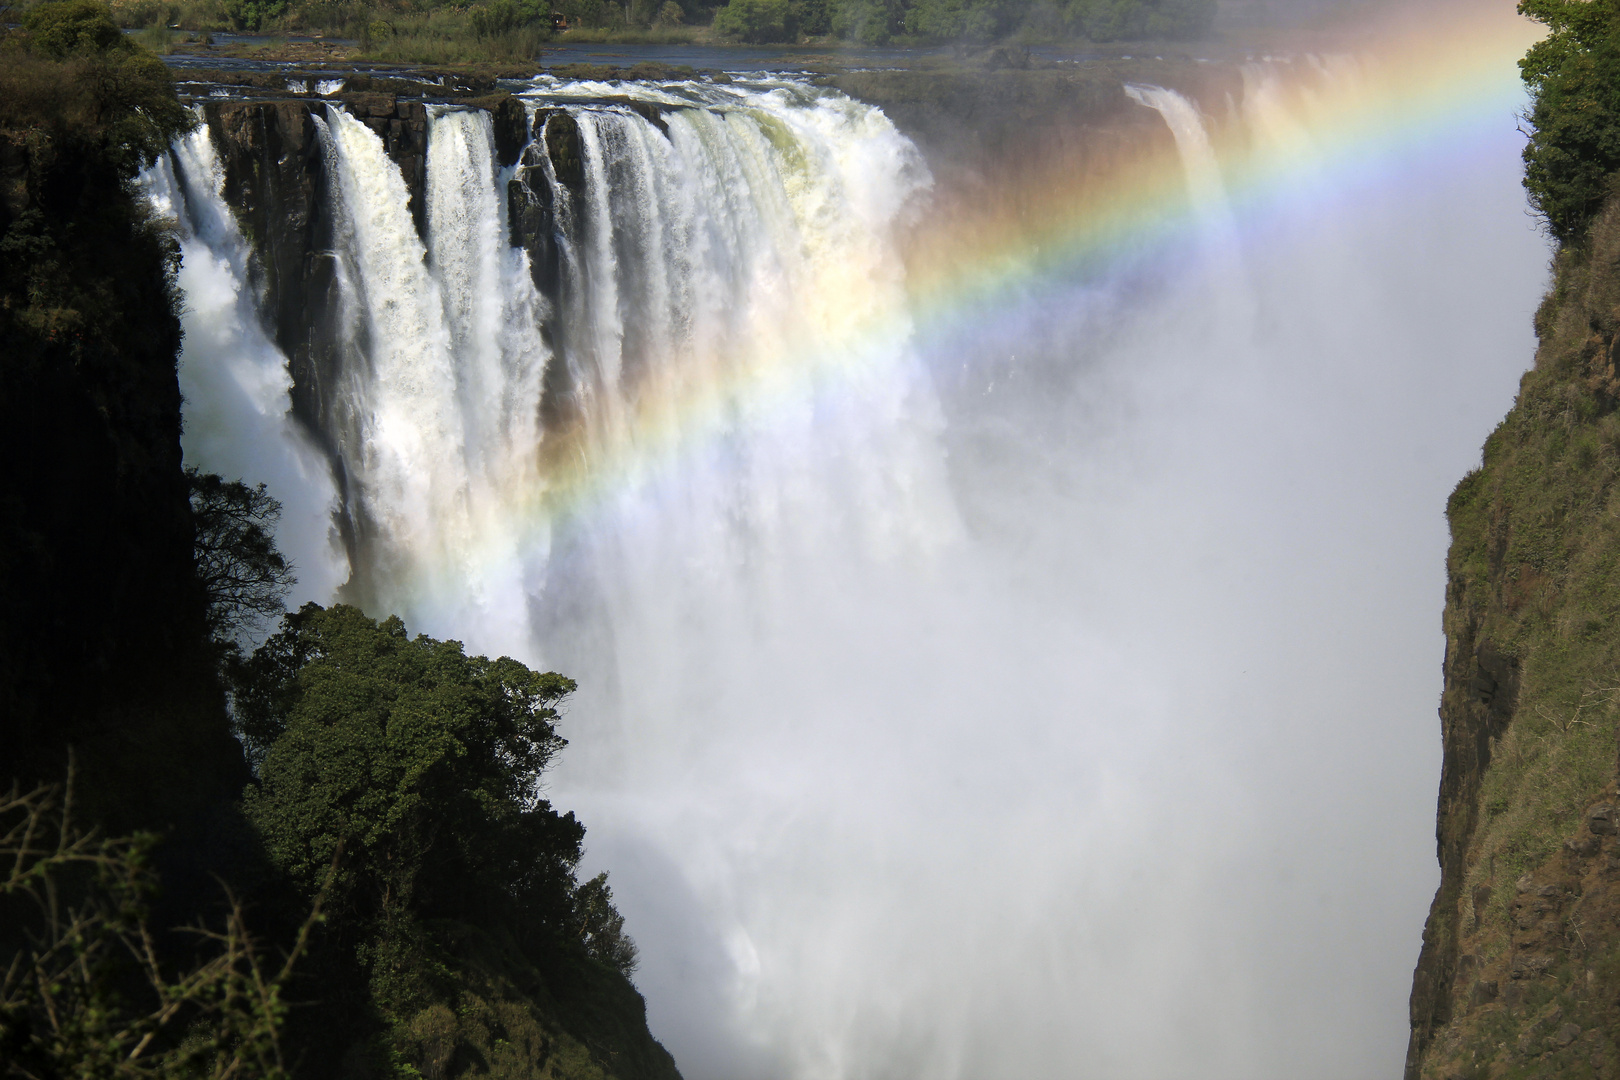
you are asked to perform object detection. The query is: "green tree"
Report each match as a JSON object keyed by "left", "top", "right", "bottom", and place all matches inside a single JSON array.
[
  {"left": 230, "top": 604, "right": 647, "bottom": 1073},
  {"left": 234, "top": 604, "right": 582, "bottom": 927},
  {"left": 572, "top": 872, "right": 639, "bottom": 976},
  {"left": 189, "top": 470, "right": 296, "bottom": 645},
  {"left": 1519, "top": 0, "right": 1620, "bottom": 243},
  {"left": 829, "top": 0, "right": 897, "bottom": 43},
  {"left": 712, "top": 0, "right": 795, "bottom": 41},
  {"left": 4, "top": 0, "right": 195, "bottom": 179},
  {"left": 220, "top": 0, "right": 288, "bottom": 32},
  {"left": 470, "top": 0, "right": 545, "bottom": 36},
  {"left": 903, "top": 0, "right": 1004, "bottom": 41},
  {"left": 20, "top": 0, "right": 128, "bottom": 57}
]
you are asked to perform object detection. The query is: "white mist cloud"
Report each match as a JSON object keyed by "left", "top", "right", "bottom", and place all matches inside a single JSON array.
[{"left": 550, "top": 56, "right": 1549, "bottom": 1080}]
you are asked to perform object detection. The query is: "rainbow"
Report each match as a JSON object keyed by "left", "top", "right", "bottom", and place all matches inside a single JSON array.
[
  {"left": 526, "top": 2, "right": 1542, "bottom": 529},
  {"left": 310, "top": 1, "right": 1547, "bottom": 634}
]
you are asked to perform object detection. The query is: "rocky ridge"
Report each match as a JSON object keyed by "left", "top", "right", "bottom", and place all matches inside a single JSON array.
[{"left": 1405, "top": 197, "right": 1620, "bottom": 1080}]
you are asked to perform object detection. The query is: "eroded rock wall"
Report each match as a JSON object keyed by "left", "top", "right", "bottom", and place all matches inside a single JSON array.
[{"left": 1406, "top": 200, "right": 1620, "bottom": 1080}]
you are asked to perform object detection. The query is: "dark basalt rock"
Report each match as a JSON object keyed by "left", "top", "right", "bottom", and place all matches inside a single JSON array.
[
  {"left": 203, "top": 100, "right": 354, "bottom": 553},
  {"left": 490, "top": 94, "right": 530, "bottom": 168},
  {"left": 1404, "top": 629, "right": 1521, "bottom": 1077},
  {"left": 599, "top": 96, "right": 671, "bottom": 137},
  {"left": 537, "top": 108, "right": 585, "bottom": 191},
  {"left": 509, "top": 135, "right": 561, "bottom": 299}
]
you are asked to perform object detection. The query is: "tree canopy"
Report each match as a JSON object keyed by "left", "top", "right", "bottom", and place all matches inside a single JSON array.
[
  {"left": 1519, "top": 0, "right": 1620, "bottom": 243},
  {"left": 2, "top": 0, "right": 194, "bottom": 180},
  {"left": 233, "top": 603, "right": 636, "bottom": 977},
  {"left": 236, "top": 605, "right": 577, "bottom": 924},
  {"left": 189, "top": 469, "right": 297, "bottom": 645}
]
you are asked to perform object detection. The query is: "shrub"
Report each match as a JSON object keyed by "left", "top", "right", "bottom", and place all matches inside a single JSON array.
[
  {"left": 0, "top": 776, "right": 322, "bottom": 1078},
  {"left": 1519, "top": 0, "right": 1620, "bottom": 243},
  {"left": 221, "top": 0, "right": 287, "bottom": 28},
  {"left": 903, "top": 0, "right": 1004, "bottom": 40},
  {"left": 829, "top": 0, "right": 895, "bottom": 42},
  {"left": 20, "top": 0, "right": 130, "bottom": 56},
  {"left": 712, "top": 0, "right": 793, "bottom": 40}
]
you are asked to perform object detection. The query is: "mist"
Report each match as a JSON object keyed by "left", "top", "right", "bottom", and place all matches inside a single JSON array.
[{"left": 542, "top": 45, "right": 1550, "bottom": 1080}]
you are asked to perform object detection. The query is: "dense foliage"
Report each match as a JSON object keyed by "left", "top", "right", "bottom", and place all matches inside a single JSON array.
[
  {"left": 233, "top": 604, "right": 588, "bottom": 937},
  {"left": 1519, "top": 0, "right": 1620, "bottom": 243},
  {"left": 228, "top": 605, "right": 656, "bottom": 1078}
]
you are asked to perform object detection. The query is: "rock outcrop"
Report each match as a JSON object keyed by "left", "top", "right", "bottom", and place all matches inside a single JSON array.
[
  {"left": 196, "top": 88, "right": 688, "bottom": 516},
  {"left": 1405, "top": 198, "right": 1620, "bottom": 1080}
]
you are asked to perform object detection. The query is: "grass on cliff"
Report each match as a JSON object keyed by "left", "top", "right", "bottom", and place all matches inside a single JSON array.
[{"left": 1446, "top": 201, "right": 1620, "bottom": 941}]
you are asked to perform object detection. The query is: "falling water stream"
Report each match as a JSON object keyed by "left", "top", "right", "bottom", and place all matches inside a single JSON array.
[{"left": 144, "top": 51, "right": 1548, "bottom": 1079}]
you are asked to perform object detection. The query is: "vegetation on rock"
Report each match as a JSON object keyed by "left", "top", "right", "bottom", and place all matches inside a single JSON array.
[
  {"left": 64, "top": 0, "right": 1212, "bottom": 59},
  {"left": 0, "top": 0, "right": 231, "bottom": 840},
  {"left": 1404, "top": 8, "right": 1620, "bottom": 1076}
]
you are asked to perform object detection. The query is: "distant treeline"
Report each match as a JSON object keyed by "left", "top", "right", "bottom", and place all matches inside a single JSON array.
[
  {"left": 715, "top": 0, "right": 1214, "bottom": 44},
  {"left": 98, "top": 0, "right": 1212, "bottom": 50}
]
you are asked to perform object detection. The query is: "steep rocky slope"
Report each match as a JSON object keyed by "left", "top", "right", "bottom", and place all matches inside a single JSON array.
[{"left": 1405, "top": 200, "right": 1620, "bottom": 1080}]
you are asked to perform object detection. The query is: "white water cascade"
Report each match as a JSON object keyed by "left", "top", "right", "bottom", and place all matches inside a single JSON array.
[
  {"left": 153, "top": 56, "right": 1549, "bottom": 1079},
  {"left": 137, "top": 116, "right": 348, "bottom": 606}
]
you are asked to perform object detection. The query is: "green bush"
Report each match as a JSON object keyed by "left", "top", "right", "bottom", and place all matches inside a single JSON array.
[
  {"left": 221, "top": 0, "right": 286, "bottom": 28},
  {"left": 712, "top": 0, "right": 794, "bottom": 41},
  {"left": 0, "top": 779, "right": 321, "bottom": 1079},
  {"left": 1519, "top": 0, "right": 1620, "bottom": 243},
  {"left": 903, "top": 0, "right": 1004, "bottom": 40},
  {"left": 829, "top": 0, "right": 897, "bottom": 41},
  {"left": 469, "top": 0, "right": 548, "bottom": 35},
  {"left": 20, "top": 0, "right": 130, "bottom": 55}
]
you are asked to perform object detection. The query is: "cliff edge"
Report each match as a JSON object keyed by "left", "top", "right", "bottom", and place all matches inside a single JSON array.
[{"left": 1405, "top": 199, "right": 1620, "bottom": 1079}]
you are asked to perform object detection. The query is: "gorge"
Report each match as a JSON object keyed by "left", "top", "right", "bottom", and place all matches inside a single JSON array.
[{"left": 124, "top": 6, "right": 1569, "bottom": 1074}]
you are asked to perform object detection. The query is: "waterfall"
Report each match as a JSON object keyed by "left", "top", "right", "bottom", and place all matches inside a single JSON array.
[
  {"left": 136, "top": 114, "right": 347, "bottom": 608},
  {"left": 152, "top": 53, "right": 1548, "bottom": 1079}
]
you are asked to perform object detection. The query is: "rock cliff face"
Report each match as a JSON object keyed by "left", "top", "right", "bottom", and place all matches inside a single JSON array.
[
  {"left": 200, "top": 91, "right": 596, "bottom": 557},
  {"left": 1405, "top": 200, "right": 1620, "bottom": 1080},
  {"left": 0, "top": 93, "right": 245, "bottom": 844},
  {"left": 196, "top": 87, "right": 681, "bottom": 445}
]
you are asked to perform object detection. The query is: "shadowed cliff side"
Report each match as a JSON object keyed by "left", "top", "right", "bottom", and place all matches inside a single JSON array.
[
  {"left": 1405, "top": 196, "right": 1620, "bottom": 1079},
  {"left": 0, "top": 16, "right": 682, "bottom": 1073},
  {"left": 0, "top": 0, "right": 246, "bottom": 844}
]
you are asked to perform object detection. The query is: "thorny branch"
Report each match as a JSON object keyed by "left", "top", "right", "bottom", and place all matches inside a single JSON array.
[{"left": 0, "top": 765, "right": 329, "bottom": 1080}]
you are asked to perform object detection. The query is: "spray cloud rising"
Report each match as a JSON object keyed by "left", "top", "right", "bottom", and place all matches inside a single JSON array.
[{"left": 147, "top": 22, "right": 1550, "bottom": 1078}]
